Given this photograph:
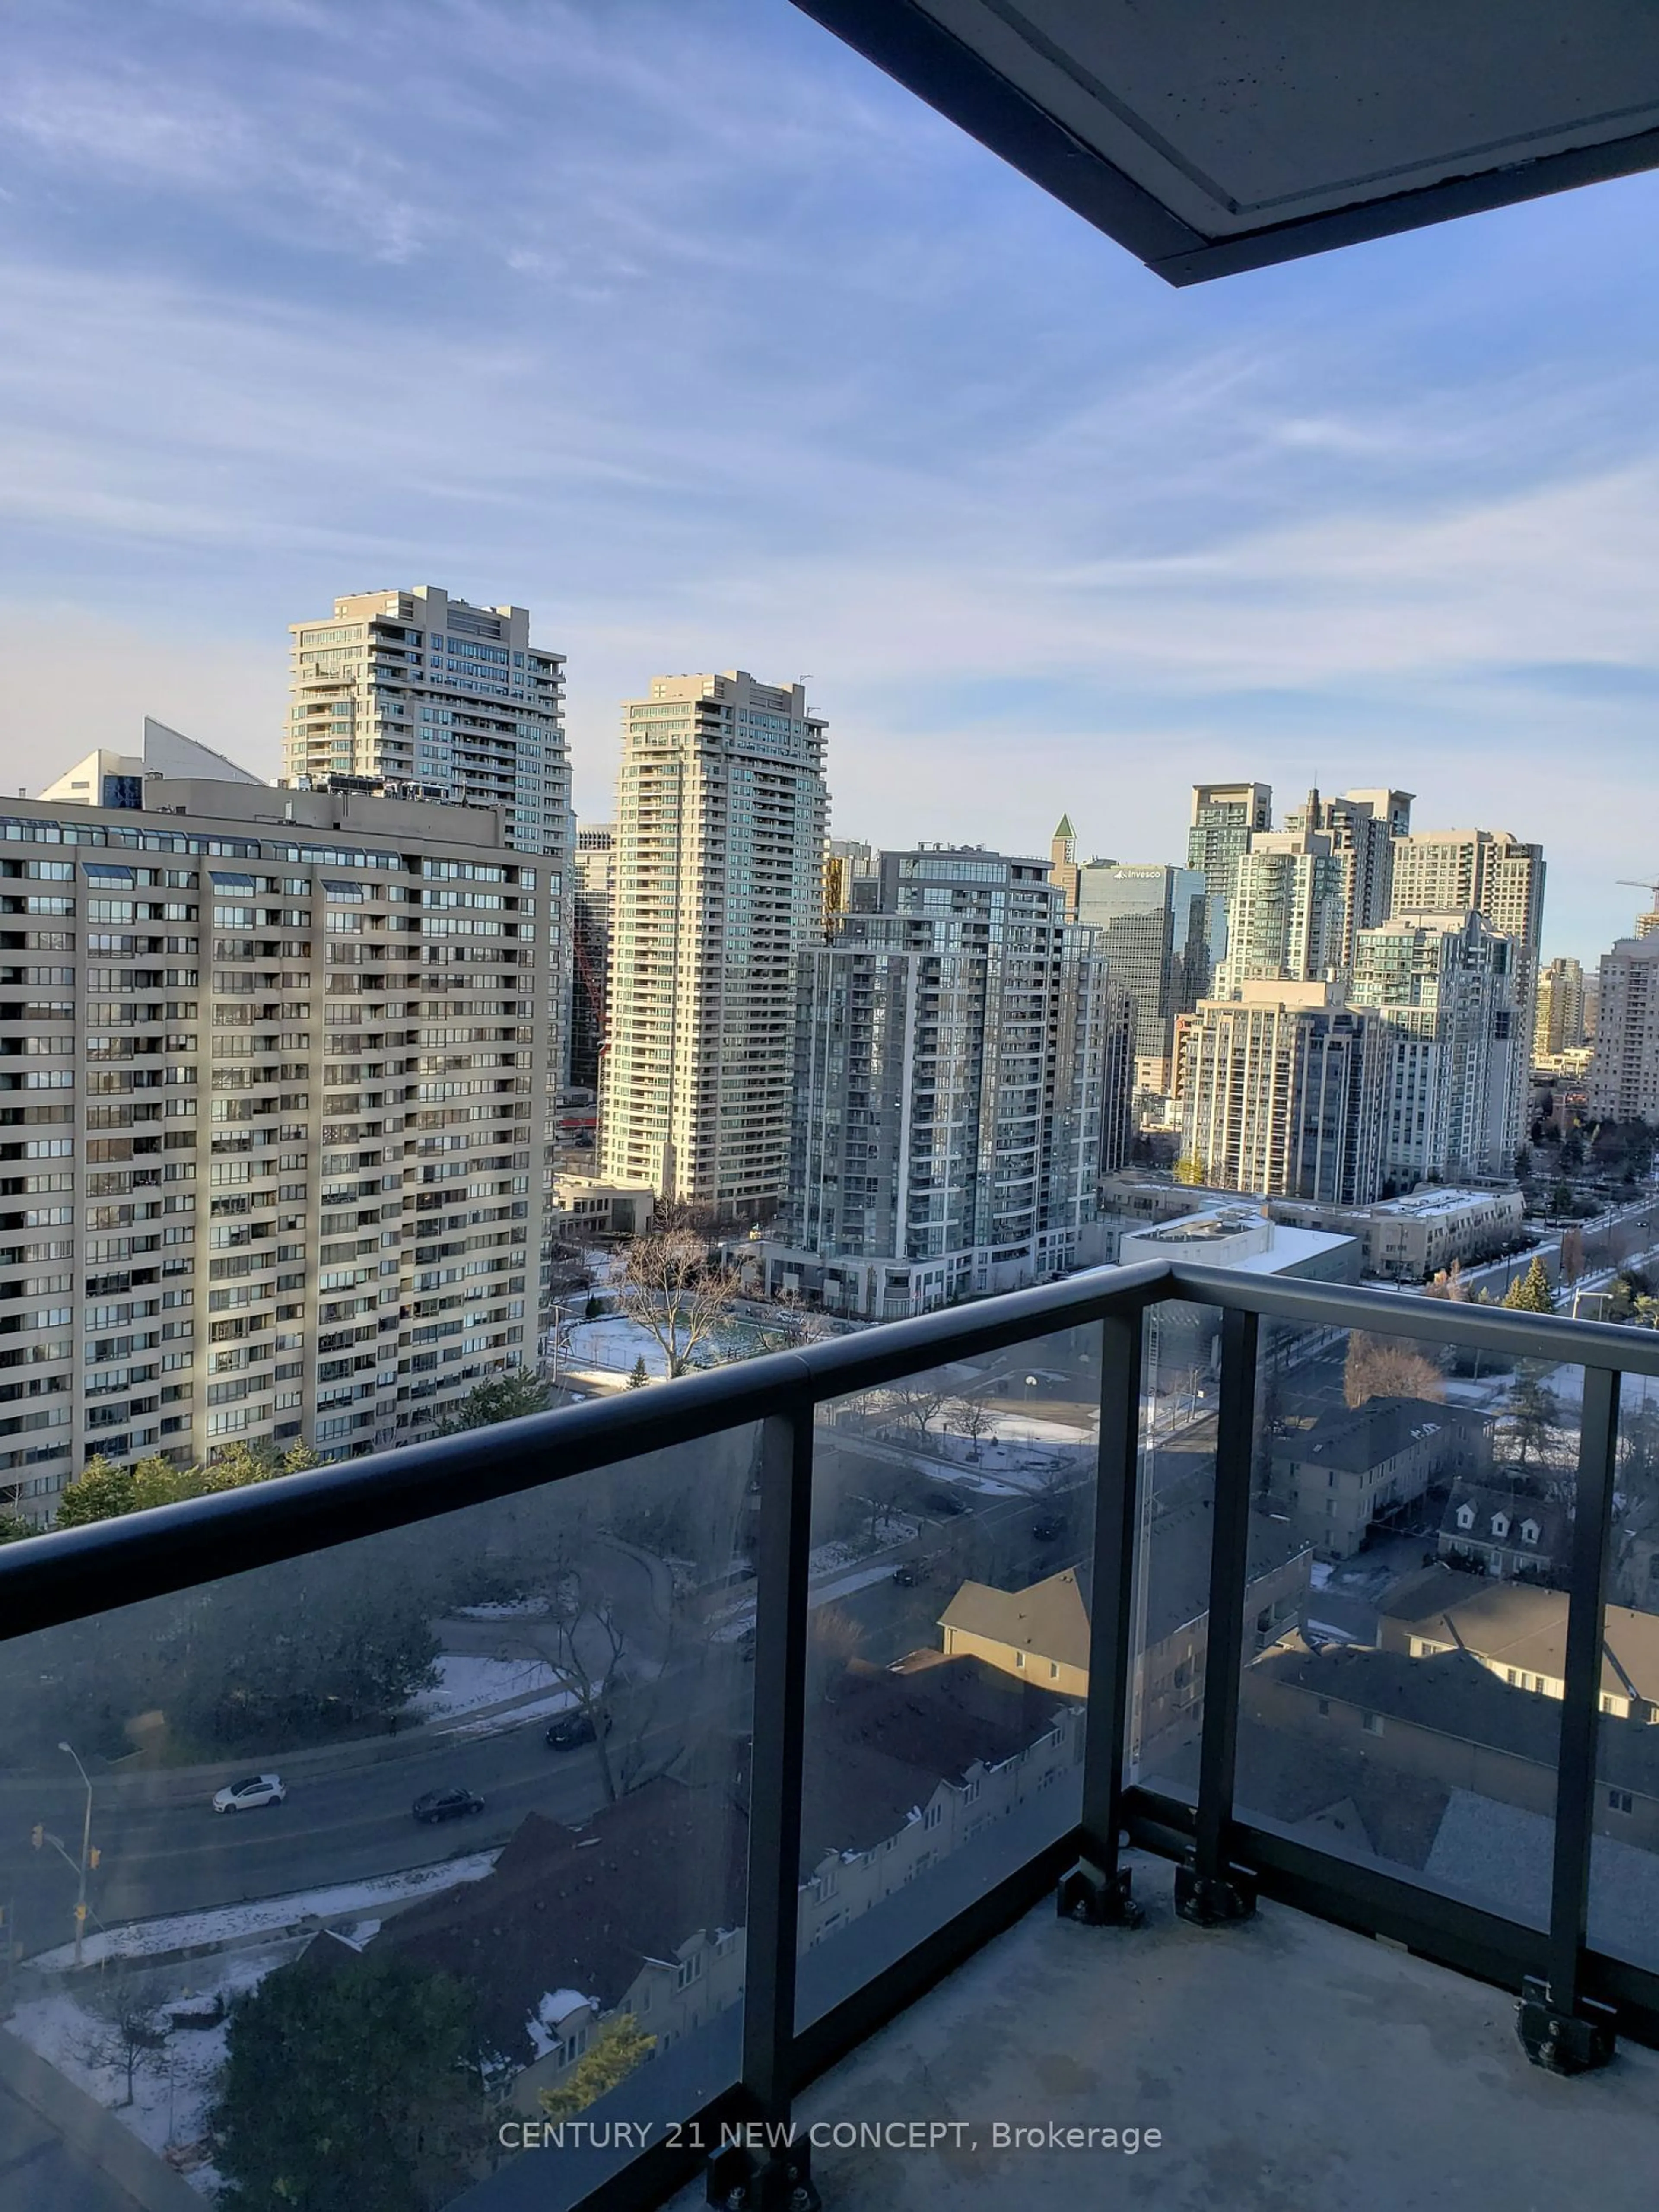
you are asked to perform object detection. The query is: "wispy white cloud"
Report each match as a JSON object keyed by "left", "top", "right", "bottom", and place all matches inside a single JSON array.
[{"left": 0, "top": 0, "right": 1656, "bottom": 962}]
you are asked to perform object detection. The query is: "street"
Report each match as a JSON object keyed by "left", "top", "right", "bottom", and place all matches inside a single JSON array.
[{"left": 0, "top": 1645, "right": 753, "bottom": 1961}]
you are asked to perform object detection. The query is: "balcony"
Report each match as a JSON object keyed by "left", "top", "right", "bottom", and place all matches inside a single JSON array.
[{"left": 2, "top": 1262, "right": 1658, "bottom": 2210}]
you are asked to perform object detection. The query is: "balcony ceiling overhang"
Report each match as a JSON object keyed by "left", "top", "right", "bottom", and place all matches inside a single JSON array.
[{"left": 793, "top": 0, "right": 1659, "bottom": 283}]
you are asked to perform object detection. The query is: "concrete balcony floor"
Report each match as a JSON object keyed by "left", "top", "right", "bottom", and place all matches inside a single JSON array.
[{"left": 763, "top": 1860, "right": 1659, "bottom": 2211}]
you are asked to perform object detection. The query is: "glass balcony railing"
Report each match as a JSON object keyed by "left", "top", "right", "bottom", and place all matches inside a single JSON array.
[{"left": 1, "top": 1258, "right": 1656, "bottom": 2210}]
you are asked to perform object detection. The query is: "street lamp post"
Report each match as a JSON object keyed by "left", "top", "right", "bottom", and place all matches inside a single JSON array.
[{"left": 58, "top": 1740, "right": 92, "bottom": 1971}]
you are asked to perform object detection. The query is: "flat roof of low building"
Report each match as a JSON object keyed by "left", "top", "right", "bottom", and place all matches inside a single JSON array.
[{"left": 1363, "top": 1187, "right": 1522, "bottom": 1220}]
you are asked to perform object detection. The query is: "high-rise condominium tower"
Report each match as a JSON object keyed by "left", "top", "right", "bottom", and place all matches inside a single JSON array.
[
  {"left": 1281, "top": 788, "right": 1411, "bottom": 972},
  {"left": 1176, "top": 982, "right": 1386, "bottom": 1204},
  {"left": 1387, "top": 828, "right": 1543, "bottom": 1158},
  {"left": 1588, "top": 938, "right": 1659, "bottom": 1124},
  {"left": 2, "top": 726, "right": 552, "bottom": 1525},
  {"left": 1351, "top": 912, "right": 1520, "bottom": 1185},
  {"left": 1216, "top": 826, "right": 1347, "bottom": 997},
  {"left": 769, "top": 847, "right": 1127, "bottom": 1318},
  {"left": 569, "top": 823, "right": 613, "bottom": 1093},
  {"left": 1076, "top": 861, "right": 1211, "bottom": 1092},
  {"left": 1533, "top": 956, "right": 1589, "bottom": 1059},
  {"left": 284, "top": 585, "right": 570, "bottom": 859},
  {"left": 599, "top": 672, "right": 827, "bottom": 1221},
  {"left": 1187, "top": 783, "right": 1272, "bottom": 908}
]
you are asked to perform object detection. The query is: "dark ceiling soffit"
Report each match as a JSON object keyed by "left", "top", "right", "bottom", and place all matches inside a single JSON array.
[
  {"left": 793, "top": 0, "right": 1659, "bottom": 287},
  {"left": 788, "top": 0, "right": 1202, "bottom": 265}
]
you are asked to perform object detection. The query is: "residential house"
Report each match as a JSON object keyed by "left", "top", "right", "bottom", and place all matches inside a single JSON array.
[
  {"left": 1380, "top": 1563, "right": 1659, "bottom": 1722},
  {"left": 1242, "top": 1634, "right": 1659, "bottom": 1856},
  {"left": 1266, "top": 1396, "right": 1493, "bottom": 1560},
  {"left": 1438, "top": 1474, "right": 1568, "bottom": 1583},
  {"left": 938, "top": 1481, "right": 1311, "bottom": 1777}
]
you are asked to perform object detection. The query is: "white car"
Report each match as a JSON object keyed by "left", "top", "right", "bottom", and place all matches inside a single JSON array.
[{"left": 211, "top": 1773, "right": 287, "bottom": 1813}]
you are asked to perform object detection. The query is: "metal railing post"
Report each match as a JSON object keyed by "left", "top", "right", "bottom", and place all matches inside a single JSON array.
[
  {"left": 1176, "top": 1306, "right": 1259, "bottom": 1925},
  {"left": 1519, "top": 1362, "right": 1621, "bottom": 2073},
  {"left": 720, "top": 1404, "right": 820, "bottom": 2209},
  {"left": 1060, "top": 1310, "right": 1146, "bottom": 1927}
]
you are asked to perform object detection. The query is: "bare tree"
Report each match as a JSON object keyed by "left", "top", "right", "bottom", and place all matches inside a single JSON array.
[
  {"left": 614, "top": 1212, "right": 743, "bottom": 1380},
  {"left": 83, "top": 1973, "right": 169, "bottom": 2109},
  {"left": 742, "top": 1288, "right": 835, "bottom": 1358},
  {"left": 948, "top": 1394, "right": 994, "bottom": 1462},
  {"left": 538, "top": 1563, "right": 634, "bottom": 1802},
  {"left": 1343, "top": 1332, "right": 1446, "bottom": 1409},
  {"left": 1559, "top": 1227, "right": 1586, "bottom": 1287},
  {"left": 882, "top": 1379, "right": 953, "bottom": 1446}
]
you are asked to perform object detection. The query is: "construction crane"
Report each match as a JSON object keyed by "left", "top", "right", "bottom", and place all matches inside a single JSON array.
[{"left": 1618, "top": 878, "right": 1659, "bottom": 911}]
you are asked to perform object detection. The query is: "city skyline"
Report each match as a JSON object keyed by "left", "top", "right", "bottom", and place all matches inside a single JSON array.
[{"left": 2, "top": 2, "right": 1658, "bottom": 968}]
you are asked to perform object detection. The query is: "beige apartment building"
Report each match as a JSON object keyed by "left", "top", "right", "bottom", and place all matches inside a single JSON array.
[
  {"left": 2, "top": 728, "right": 553, "bottom": 1523},
  {"left": 1589, "top": 937, "right": 1659, "bottom": 1125},
  {"left": 283, "top": 583, "right": 570, "bottom": 858},
  {"left": 1387, "top": 827, "right": 1543, "bottom": 1160},
  {"left": 599, "top": 671, "right": 828, "bottom": 1222},
  {"left": 1176, "top": 981, "right": 1388, "bottom": 1204}
]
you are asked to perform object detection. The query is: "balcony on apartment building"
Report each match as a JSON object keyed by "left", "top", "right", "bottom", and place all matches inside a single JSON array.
[{"left": 4, "top": 1265, "right": 1659, "bottom": 2211}]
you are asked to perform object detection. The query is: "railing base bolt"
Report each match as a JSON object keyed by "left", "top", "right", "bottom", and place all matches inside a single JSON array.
[
  {"left": 1173, "top": 1860, "right": 1257, "bottom": 1927},
  {"left": 706, "top": 2143, "right": 820, "bottom": 2212},
  {"left": 1058, "top": 1858, "right": 1144, "bottom": 1928},
  {"left": 1516, "top": 1976, "right": 1615, "bottom": 2075}
]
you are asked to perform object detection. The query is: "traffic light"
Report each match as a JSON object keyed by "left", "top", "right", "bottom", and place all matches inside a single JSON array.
[
  {"left": 30, "top": 1824, "right": 42, "bottom": 1850},
  {"left": 89, "top": 1846, "right": 101, "bottom": 1870}
]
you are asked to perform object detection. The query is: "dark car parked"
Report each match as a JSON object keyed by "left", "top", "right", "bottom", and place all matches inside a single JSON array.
[
  {"left": 412, "top": 1787, "right": 485, "bottom": 1825},
  {"left": 1031, "top": 1517, "right": 1065, "bottom": 1544},
  {"left": 546, "top": 1709, "right": 613, "bottom": 1750},
  {"left": 925, "top": 1491, "right": 968, "bottom": 1517}
]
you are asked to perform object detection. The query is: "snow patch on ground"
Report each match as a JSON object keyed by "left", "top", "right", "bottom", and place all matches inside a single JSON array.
[
  {"left": 7, "top": 1943, "right": 288, "bottom": 2194},
  {"left": 410, "top": 1653, "right": 556, "bottom": 1717},
  {"left": 28, "top": 1853, "right": 501, "bottom": 1972},
  {"left": 439, "top": 1684, "right": 585, "bottom": 1740}
]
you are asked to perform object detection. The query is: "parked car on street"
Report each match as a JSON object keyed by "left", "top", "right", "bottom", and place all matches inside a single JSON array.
[
  {"left": 546, "top": 1709, "right": 612, "bottom": 1750},
  {"left": 925, "top": 1491, "right": 968, "bottom": 1517},
  {"left": 1031, "top": 1518, "right": 1065, "bottom": 1544},
  {"left": 412, "top": 1787, "right": 486, "bottom": 1825},
  {"left": 211, "top": 1774, "right": 286, "bottom": 1813},
  {"left": 893, "top": 1561, "right": 932, "bottom": 1587}
]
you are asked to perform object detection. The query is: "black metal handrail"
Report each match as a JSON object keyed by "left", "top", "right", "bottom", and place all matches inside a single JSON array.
[{"left": 5, "top": 1257, "right": 1658, "bottom": 2209}]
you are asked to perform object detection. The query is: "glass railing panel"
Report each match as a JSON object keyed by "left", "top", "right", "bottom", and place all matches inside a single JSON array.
[
  {"left": 1232, "top": 1312, "right": 1582, "bottom": 1932},
  {"left": 0, "top": 1426, "right": 759, "bottom": 2208},
  {"left": 792, "top": 1324, "right": 1101, "bottom": 2030},
  {"left": 1124, "top": 1298, "right": 1228, "bottom": 1799},
  {"left": 1588, "top": 1367, "right": 1659, "bottom": 1972}
]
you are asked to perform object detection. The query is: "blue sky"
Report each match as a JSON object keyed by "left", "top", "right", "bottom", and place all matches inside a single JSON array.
[{"left": 2, "top": 0, "right": 1657, "bottom": 963}]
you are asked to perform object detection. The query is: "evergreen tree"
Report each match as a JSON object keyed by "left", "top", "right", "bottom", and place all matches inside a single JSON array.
[
  {"left": 1502, "top": 1255, "right": 1554, "bottom": 1314},
  {"left": 0, "top": 1510, "right": 36, "bottom": 1544},
  {"left": 434, "top": 1370, "right": 550, "bottom": 1435},
  {"left": 211, "top": 1948, "right": 488, "bottom": 2211},
  {"left": 627, "top": 1357, "right": 649, "bottom": 1389}
]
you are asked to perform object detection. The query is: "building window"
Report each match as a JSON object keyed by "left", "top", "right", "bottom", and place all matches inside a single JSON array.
[
  {"left": 1316, "top": 1697, "right": 1330, "bottom": 1717},
  {"left": 922, "top": 1802, "right": 942, "bottom": 1831},
  {"left": 1608, "top": 1788, "right": 1635, "bottom": 1815},
  {"left": 1362, "top": 1712, "right": 1384, "bottom": 1737}
]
